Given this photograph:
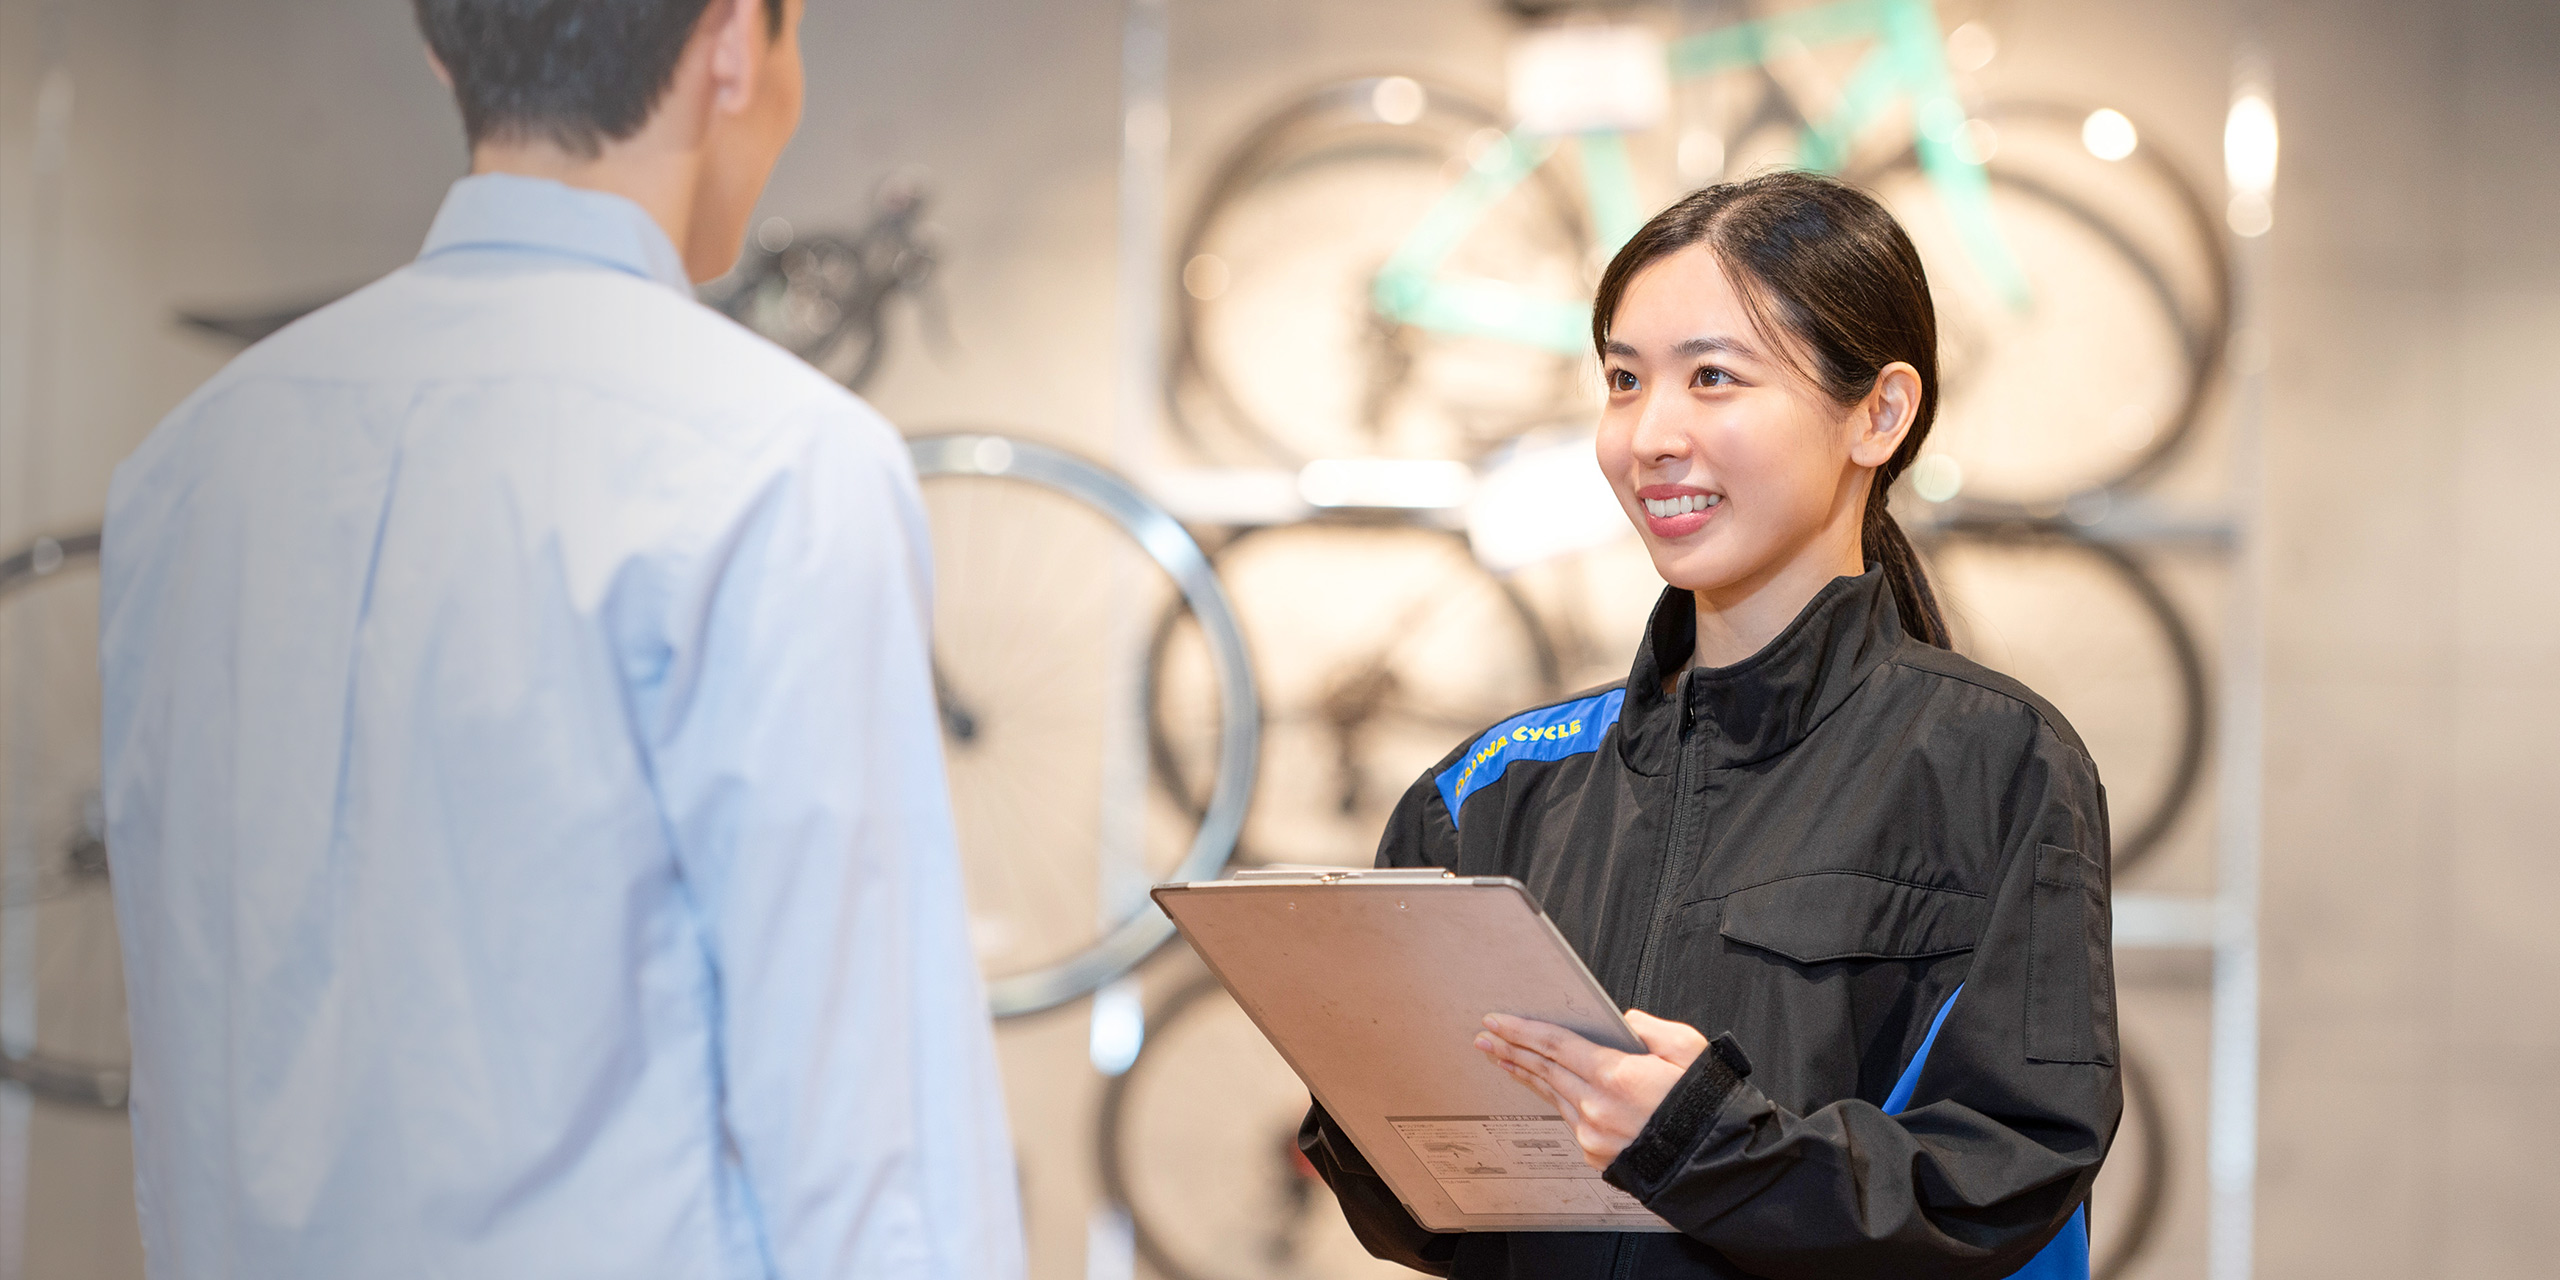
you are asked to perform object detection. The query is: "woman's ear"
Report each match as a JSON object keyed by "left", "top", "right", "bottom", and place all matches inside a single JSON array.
[{"left": 1849, "top": 361, "right": 1922, "bottom": 468}]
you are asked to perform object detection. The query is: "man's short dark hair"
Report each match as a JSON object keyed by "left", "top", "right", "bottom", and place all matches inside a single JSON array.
[{"left": 414, "top": 0, "right": 780, "bottom": 159}]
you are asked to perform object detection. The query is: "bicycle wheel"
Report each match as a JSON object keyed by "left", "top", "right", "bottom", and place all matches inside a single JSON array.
[
  {"left": 1922, "top": 519, "right": 2208, "bottom": 876},
  {"left": 0, "top": 531, "right": 127, "bottom": 1112},
  {"left": 1149, "top": 522, "right": 1561, "bottom": 869},
  {"left": 2093, "top": 1034, "right": 2173, "bottom": 1280},
  {"left": 1097, "top": 970, "right": 1409, "bottom": 1280},
  {"left": 1171, "top": 77, "right": 1596, "bottom": 465},
  {"left": 911, "top": 435, "right": 1257, "bottom": 1018},
  {"left": 1850, "top": 101, "right": 2230, "bottom": 506}
]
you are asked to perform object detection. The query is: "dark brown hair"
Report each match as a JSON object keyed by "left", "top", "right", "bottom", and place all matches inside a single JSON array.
[
  {"left": 1592, "top": 171, "right": 1950, "bottom": 647},
  {"left": 415, "top": 0, "right": 782, "bottom": 159}
]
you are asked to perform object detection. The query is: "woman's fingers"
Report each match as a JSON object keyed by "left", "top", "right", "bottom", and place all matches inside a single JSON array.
[
  {"left": 1623, "top": 1009, "right": 1709, "bottom": 1067},
  {"left": 1475, "top": 1028, "right": 1602, "bottom": 1113},
  {"left": 1494, "top": 1058, "right": 1564, "bottom": 1114},
  {"left": 1475, "top": 1012, "right": 1705, "bottom": 1169},
  {"left": 1476, "top": 1024, "right": 1644, "bottom": 1168},
  {"left": 1486, "top": 1057, "right": 1616, "bottom": 1171},
  {"left": 1482, "top": 1014, "right": 1615, "bottom": 1080}
]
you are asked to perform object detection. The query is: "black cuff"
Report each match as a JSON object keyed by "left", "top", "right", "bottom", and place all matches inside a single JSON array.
[{"left": 1604, "top": 1033, "right": 1752, "bottom": 1195}]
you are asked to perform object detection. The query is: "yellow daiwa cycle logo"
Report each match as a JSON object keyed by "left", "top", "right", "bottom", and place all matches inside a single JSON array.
[{"left": 1453, "top": 718, "right": 1585, "bottom": 804}]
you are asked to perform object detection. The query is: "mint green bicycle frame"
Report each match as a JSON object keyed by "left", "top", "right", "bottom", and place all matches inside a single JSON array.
[{"left": 1370, "top": 0, "right": 2030, "bottom": 357}]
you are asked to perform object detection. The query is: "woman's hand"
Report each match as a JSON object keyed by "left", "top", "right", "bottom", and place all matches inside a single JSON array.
[{"left": 1472, "top": 1010, "right": 1710, "bottom": 1170}]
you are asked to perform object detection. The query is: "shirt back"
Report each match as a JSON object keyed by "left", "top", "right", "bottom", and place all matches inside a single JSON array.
[{"left": 99, "top": 175, "right": 1021, "bottom": 1280}]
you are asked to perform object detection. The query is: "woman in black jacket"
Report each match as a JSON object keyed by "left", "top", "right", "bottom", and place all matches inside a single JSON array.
[{"left": 1300, "top": 172, "right": 2117, "bottom": 1280}]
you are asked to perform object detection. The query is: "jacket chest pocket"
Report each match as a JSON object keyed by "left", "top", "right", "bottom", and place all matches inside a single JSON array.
[{"left": 1716, "top": 872, "right": 1988, "bottom": 963}]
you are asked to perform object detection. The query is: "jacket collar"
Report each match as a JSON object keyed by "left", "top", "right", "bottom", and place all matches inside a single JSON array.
[
  {"left": 417, "top": 173, "right": 692, "bottom": 293},
  {"left": 1618, "top": 566, "right": 1909, "bottom": 773}
]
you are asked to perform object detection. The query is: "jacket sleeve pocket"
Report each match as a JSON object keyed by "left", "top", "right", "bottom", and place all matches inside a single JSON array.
[
  {"left": 2026, "top": 843, "right": 2116, "bottom": 1065},
  {"left": 1718, "top": 872, "right": 1988, "bottom": 963}
]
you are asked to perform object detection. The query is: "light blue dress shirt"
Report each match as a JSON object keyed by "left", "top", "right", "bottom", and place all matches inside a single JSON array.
[{"left": 100, "top": 174, "right": 1023, "bottom": 1280}]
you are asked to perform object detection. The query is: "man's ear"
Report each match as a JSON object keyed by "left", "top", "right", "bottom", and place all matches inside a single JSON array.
[
  {"left": 1850, "top": 362, "right": 1921, "bottom": 468},
  {"left": 703, "top": 0, "right": 768, "bottom": 115},
  {"left": 423, "top": 46, "right": 453, "bottom": 90}
]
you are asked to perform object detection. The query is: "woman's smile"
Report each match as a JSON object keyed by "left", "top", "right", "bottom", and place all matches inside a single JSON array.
[{"left": 1637, "top": 484, "right": 1724, "bottom": 538}]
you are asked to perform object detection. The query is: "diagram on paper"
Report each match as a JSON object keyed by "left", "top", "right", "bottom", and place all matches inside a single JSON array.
[{"left": 1389, "top": 1116, "right": 1657, "bottom": 1216}]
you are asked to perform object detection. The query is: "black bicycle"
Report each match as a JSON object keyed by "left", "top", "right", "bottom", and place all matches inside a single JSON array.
[{"left": 699, "top": 175, "right": 945, "bottom": 393}]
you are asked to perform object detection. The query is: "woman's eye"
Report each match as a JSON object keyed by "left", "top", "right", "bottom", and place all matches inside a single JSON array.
[
  {"left": 1607, "top": 368, "right": 1639, "bottom": 392},
  {"left": 1692, "top": 365, "right": 1734, "bottom": 388}
]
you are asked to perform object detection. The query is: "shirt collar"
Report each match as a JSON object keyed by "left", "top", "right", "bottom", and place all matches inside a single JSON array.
[
  {"left": 1618, "top": 566, "right": 1910, "bottom": 772},
  {"left": 417, "top": 173, "right": 692, "bottom": 293}
]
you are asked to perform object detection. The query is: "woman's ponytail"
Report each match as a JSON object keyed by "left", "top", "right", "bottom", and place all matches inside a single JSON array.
[
  {"left": 1593, "top": 172, "right": 1955, "bottom": 647},
  {"left": 1863, "top": 488, "right": 1949, "bottom": 648}
]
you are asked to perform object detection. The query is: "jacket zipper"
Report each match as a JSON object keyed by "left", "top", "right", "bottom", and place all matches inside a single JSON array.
[
  {"left": 1631, "top": 668, "right": 1701, "bottom": 1009},
  {"left": 1620, "top": 675, "right": 1699, "bottom": 1280}
]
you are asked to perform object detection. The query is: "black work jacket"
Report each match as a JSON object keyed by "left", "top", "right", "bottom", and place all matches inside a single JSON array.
[{"left": 1301, "top": 567, "right": 2119, "bottom": 1280}]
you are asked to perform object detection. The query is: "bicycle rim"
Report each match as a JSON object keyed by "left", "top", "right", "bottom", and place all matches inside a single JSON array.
[
  {"left": 0, "top": 531, "right": 128, "bottom": 1112},
  {"left": 1169, "top": 76, "right": 1595, "bottom": 466},
  {"left": 910, "top": 435, "right": 1257, "bottom": 1018},
  {"left": 1923, "top": 518, "right": 2210, "bottom": 875}
]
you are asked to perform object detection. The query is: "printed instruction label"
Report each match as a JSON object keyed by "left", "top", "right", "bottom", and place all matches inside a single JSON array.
[{"left": 1388, "top": 1116, "right": 1656, "bottom": 1217}]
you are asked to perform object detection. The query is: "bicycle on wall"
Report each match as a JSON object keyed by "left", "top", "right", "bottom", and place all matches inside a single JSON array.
[
  {"left": 696, "top": 175, "right": 949, "bottom": 393},
  {"left": 909, "top": 434, "right": 1260, "bottom": 1017},
  {"left": 1170, "top": 0, "right": 2228, "bottom": 510},
  {"left": 0, "top": 531, "right": 127, "bottom": 1114},
  {"left": 1144, "top": 516, "right": 1564, "bottom": 872}
]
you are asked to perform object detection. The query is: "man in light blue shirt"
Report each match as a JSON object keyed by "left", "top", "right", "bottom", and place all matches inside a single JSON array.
[{"left": 98, "top": 1, "right": 1022, "bottom": 1276}]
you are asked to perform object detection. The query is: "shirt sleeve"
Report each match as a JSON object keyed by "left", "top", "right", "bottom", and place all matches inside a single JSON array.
[
  {"left": 1297, "top": 769, "right": 1463, "bottom": 1274},
  {"left": 1600, "top": 726, "right": 2117, "bottom": 1280},
  {"left": 641, "top": 405, "right": 1024, "bottom": 1280}
]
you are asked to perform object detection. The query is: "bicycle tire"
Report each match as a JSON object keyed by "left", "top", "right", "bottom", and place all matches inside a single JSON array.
[
  {"left": 1098, "top": 968, "right": 1405, "bottom": 1280},
  {"left": 1849, "top": 100, "right": 2231, "bottom": 507},
  {"left": 1143, "top": 520, "right": 1562, "bottom": 869},
  {"left": 1169, "top": 76, "right": 1595, "bottom": 466},
  {"left": 1927, "top": 518, "right": 2209, "bottom": 876},
  {"left": 0, "top": 529, "right": 128, "bottom": 1112},
  {"left": 910, "top": 435, "right": 1258, "bottom": 1017}
]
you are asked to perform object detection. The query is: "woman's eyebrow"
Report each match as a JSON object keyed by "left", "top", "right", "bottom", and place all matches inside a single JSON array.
[
  {"left": 1600, "top": 335, "right": 1761, "bottom": 360},
  {"left": 1672, "top": 335, "right": 1758, "bottom": 359}
]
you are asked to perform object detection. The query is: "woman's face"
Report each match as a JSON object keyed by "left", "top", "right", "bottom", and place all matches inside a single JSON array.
[{"left": 1594, "top": 244, "right": 1884, "bottom": 600}]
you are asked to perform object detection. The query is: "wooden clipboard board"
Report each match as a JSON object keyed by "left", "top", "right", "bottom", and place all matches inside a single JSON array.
[{"left": 1152, "top": 869, "right": 1678, "bottom": 1232}]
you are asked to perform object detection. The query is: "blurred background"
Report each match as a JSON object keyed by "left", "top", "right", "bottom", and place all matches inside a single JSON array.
[{"left": 0, "top": 0, "right": 2553, "bottom": 1278}]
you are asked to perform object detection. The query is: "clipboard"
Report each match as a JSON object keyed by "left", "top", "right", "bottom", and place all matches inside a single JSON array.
[{"left": 1152, "top": 868, "right": 1677, "bottom": 1232}]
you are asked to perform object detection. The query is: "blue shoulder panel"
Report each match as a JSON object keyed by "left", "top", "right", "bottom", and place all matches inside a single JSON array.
[
  {"left": 1886, "top": 985, "right": 2090, "bottom": 1280},
  {"left": 1434, "top": 688, "right": 1626, "bottom": 829}
]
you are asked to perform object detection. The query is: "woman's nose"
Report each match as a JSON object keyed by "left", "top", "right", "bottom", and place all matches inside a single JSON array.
[{"left": 1627, "top": 391, "right": 1689, "bottom": 466}]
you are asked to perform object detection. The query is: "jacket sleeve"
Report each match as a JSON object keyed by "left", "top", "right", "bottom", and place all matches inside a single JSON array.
[
  {"left": 1601, "top": 726, "right": 2118, "bottom": 1280},
  {"left": 1297, "top": 769, "right": 1465, "bottom": 1274}
]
